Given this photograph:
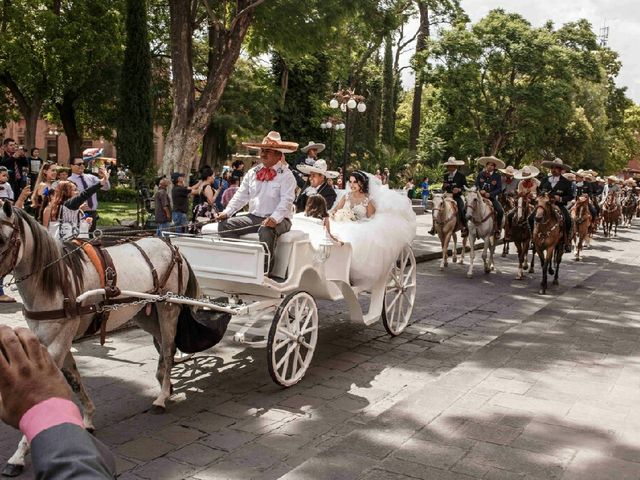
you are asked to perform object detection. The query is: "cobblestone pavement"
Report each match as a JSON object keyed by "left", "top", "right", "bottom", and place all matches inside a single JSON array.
[{"left": 1, "top": 223, "right": 640, "bottom": 479}]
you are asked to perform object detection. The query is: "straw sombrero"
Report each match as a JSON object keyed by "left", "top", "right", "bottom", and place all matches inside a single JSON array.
[
  {"left": 443, "top": 156, "right": 465, "bottom": 166},
  {"left": 242, "top": 131, "right": 298, "bottom": 153},
  {"left": 477, "top": 156, "right": 506, "bottom": 169},
  {"left": 513, "top": 165, "right": 540, "bottom": 180},
  {"left": 498, "top": 165, "right": 516, "bottom": 176},
  {"left": 297, "top": 159, "right": 339, "bottom": 179},
  {"left": 563, "top": 172, "right": 576, "bottom": 182},
  {"left": 606, "top": 175, "right": 619, "bottom": 183},
  {"left": 300, "top": 141, "right": 326, "bottom": 154},
  {"left": 541, "top": 158, "right": 572, "bottom": 171}
]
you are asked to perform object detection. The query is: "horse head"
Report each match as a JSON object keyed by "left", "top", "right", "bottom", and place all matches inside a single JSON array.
[
  {"left": 535, "top": 192, "right": 551, "bottom": 223},
  {"left": 0, "top": 201, "right": 23, "bottom": 278},
  {"left": 464, "top": 187, "right": 481, "bottom": 221}
]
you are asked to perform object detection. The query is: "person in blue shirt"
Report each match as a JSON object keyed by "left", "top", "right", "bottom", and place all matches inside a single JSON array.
[
  {"left": 475, "top": 156, "right": 504, "bottom": 239},
  {"left": 213, "top": 170, "right": 229, "bottom": 211},
  {"left": 420, "top": 176, "right": 430, "bottom": 212}
]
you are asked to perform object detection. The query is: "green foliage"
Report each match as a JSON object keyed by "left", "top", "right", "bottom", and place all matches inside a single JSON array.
[
  {"left": 99, "top": 185, "right": 140, "bottom": 203},
  {"left": 117, "top": 0, "right": 153, "bottom": 176}
]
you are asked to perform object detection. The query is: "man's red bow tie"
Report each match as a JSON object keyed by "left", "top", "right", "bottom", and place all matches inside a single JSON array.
[{"left": 256, "top": 167, "right": 277, "bottom": 182}]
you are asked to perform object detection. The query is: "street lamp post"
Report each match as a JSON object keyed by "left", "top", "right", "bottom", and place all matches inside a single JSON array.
[
  {"left": 320, "top": 117, "right": 345, "bottom": 166},
  {"left": 329, "top": 89, "right": 366, "bottom": 186}
]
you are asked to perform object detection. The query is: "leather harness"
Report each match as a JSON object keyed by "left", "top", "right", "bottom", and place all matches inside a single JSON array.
[{"left": 13, "top": 228, "right": 184, "bottom": 344}]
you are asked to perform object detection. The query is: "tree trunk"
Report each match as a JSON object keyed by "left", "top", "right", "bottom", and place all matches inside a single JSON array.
[
  {"left": 23, "top": 103, "right": 39, "bottom": 151},
  {"left": 201, "top": 122, "right": 228, "bottom": 170},
  {"left": 381, "top": 33, "right": 395, "bottom": 146},
  {"left": 0, "top": 73, "right": 44, "bottom": 151},
  {"left": 409, "top": 0, "right": 430, "bottom": 152},
  {"left": 57, "top": 94, "right": 83, "bottom": 161},
  {"left": 161, "top": 0, "right": 256, "bottom": 176}
]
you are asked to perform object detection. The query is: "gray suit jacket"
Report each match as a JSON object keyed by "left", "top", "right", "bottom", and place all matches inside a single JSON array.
[{"left": 31, "top": 423, "right": 116, "bottom": 479}]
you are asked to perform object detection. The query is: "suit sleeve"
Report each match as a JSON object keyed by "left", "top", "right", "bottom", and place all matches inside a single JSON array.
[
  {"left": 64, "top": 183, "right": 102, "bottom": 210},
  {"left": 324, "top": 188, "right": 337, "bottom": 210},
  {"left": 461, "top": 173, "right": 468, "bottom": 190},
  {"left": 30, "top": 423, "right": 116, "bottom": 479}
]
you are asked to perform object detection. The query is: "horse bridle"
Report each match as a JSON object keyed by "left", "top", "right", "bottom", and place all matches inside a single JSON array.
[
  {"left": 0, "top": 216, "right": 22, "bottom": 278},
  {"left": 466, "top": 193, "right": 493, "bottom": 225},
  {"left": 432, "top": 197, "right": 457, "bottom": 226}
]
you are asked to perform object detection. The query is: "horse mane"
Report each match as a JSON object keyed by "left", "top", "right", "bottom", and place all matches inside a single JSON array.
[{"left": 14, "top": 208, "right": 86, "bottom": 297}]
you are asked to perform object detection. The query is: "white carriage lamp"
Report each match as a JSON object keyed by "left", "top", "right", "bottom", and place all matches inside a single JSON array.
[{"left": 313, "top": 229, "right": 334, "bottom": 263}]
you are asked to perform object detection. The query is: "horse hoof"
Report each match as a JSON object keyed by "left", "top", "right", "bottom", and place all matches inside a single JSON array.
[
  {"left": 439, "top": 266, "right": 444, "bottom": 271},
  {"left": 2, "top": 464, "right": 23, "bottom": 477},
  {"left": 501, "top": 252, "right": 507, "bottom": 258},
  {"left": 552, "top": 279, "right": 559, "bottom": 286},
  {"left": 467, "top": 273, "right": 473, "bottom": 279},
  {"left": 149, "top": 405, "right": 166, "bottom": 415},
  {"left": 86, "top": 427, "right": 96, "bottom": 435},
  {"left": 539, "top": 289, "right": 545, "bottom": 295}
]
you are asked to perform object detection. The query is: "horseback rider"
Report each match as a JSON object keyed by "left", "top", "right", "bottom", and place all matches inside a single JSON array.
[
  {"left": 602, "top": 176, "right": 621, "bottom": 204},
  {"left": 573, "top": 169, "right": 597, "bottom": 222},
  {"left": 429, "top": 157, "right": 467, "bottom": 236},
  {"left": 475, "top": 156, "right": 504, "bottom": 239},
  {"left": 499, "top": 165, "right": 519, "bottom": 197},
  {"left": 506, "top": 165, "right": 540, "bottom": 233},
  {"left": 539, "top": 158, "right": 574, "bottom": 253}
]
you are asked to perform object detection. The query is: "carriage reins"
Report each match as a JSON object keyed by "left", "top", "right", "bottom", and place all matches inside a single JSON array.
[{"left": 0, "top": 218, "right": 23, "bottom": 279}]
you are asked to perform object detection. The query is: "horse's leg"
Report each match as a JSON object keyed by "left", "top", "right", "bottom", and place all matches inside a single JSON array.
[
  {"left": 459, "top": 233, "right": 466, "bottom": 265},
  {"left": 489, "top": 234, "right": 496, "bottom": 272},
  {"left": 439, "top": 233, "right": 448, "bottom": 271},
  {"left": 451, "top": 231, "right": 458, "bottom": 264},
  {"left": 539, "top": 249, "right": 548, "bottom": 295},
  {"left": 3, "top": 437, "right": 29, "bottom": 477},
  {"left": 553, "top": 246, "right": 562, "bottom": 286},
  {"left": 516, "top": 242, "right": 524, "bottom": 280},
  {"left": 482, "top": 236, "right": 490, "bottom": 274},
  {"left": 61, "top": 352, "right": 96, "bottom": 432},
  {"left": 467, "top": 229, "right": 476, "bottom": 278},
  {"left": 150, "top": 302, "right": 180, "bottom": 413}
]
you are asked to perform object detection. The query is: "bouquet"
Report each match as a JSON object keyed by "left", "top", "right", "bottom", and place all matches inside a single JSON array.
[{"left": 333, "top": 207, "right": 356, "bottom": 222}]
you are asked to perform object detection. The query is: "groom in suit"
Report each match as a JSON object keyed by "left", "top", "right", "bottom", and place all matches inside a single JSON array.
[{"left": 294, "top": 159, "right": 338, "bottom": 212}]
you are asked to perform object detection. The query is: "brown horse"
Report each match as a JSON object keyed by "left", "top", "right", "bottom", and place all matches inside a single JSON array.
[
  {"left": 533, "top": 193, "right": 565, "bottom": 295},
  {"left": 621, "top": 191, "right": 637, "bottom": 228},
  {"left": 571, "top": 194, "right": 591, "bottom": 261},
  {"left": 601, "top": 193, "right": 620, "bottom": 237},
  {"left": 499, "top": 192, "right": 516, "bottom": 257},
  {"left": 511, "top": 195, "right": 534, "bottom": 279},
  {"left": 432, "top": 194, "right": 467, "bottom": 270}
]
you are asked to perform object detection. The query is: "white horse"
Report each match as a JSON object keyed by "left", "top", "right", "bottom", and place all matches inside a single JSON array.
[
  {"left": 432, "top": 194, "right": 466, "bottom": 271},
  {"left": 0, "top": 202, "right": 204, "bottom": 476},
  {"left": 464, "top": 188, "right": 496, "bottom": 278}
]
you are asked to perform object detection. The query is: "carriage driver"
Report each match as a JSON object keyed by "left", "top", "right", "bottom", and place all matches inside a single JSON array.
[
  {"left": 216, "top": 131, "right": 298, "bottom": 274},
  {"left": 538, "top": 158, "right": 574, "bottom": 253},
  {"left": 429, "top": 157, "right": 468, "bottom": 236},
  {"left": 475, "top": 156, "right": 505, "bottom": 239}
]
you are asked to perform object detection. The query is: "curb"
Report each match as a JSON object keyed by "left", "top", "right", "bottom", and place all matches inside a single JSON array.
[{"left": 415, "top": 239, "right": 505, "bottom": 264}]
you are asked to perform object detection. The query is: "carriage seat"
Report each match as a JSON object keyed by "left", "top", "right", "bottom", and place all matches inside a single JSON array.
[{"left": 200, "top": 222, "right": 308, "bottom": 243}]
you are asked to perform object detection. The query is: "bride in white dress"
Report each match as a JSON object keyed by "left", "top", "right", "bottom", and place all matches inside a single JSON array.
[{"left": 292, "top": 170, "right": 416, "bottom": 289}]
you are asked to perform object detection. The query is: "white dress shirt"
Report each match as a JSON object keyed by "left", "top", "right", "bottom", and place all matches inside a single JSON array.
[
  {"left": 223, "top": 162, "right": 296, "bottom": 223},
  {"left": 69, "top": 172, "right": 110, "bottom": 210}
]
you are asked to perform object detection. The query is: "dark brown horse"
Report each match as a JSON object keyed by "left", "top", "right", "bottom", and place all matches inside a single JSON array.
[
  {"left": 499, "top": 192, "right": 516, "bottom": 257},
  {"left": 621, "top": 191, "right": 637, "bottom": 228},
  {"left": 511, "top": 195, "right": 534, "bottom": 279},
  {"left": 602, "top": 193, "right": 620, "bottom": 237},
  {"left": 571, "top": 195, "right": 591, "bottom": 261},
  {"left": 533, "top": 193, "right": 565, "bottom": 295}
]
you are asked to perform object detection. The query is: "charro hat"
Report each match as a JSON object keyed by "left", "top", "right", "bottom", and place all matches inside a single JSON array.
[
  {"left": 542, "top": 158, "right": 572, "bottom": 171},
  {"left": 513, "top": 165, "right": 540, "bottom": 180},
  {"left": 297, "top": 159, "right": 339, "bottom": 179},
  {"left": 498, "top": 165, "right": 516, "bottom": 176},
  {"left": 301, "top": 141, "right": 326, "bottom": 154},
  {"left": 477, "top": 156, "right": 506, "bottom": 169},
  {"left": 242, "top": 131, "right": 298, "bottom": 153},
  {"left": 443, "top": 156, "right": 465, "bottom": 166},
  {"left": 563, "top": 172, "right": 576, "bottom": 182},
  {"left": 606, "top": 175, "right": 619, "bottom": 182}
]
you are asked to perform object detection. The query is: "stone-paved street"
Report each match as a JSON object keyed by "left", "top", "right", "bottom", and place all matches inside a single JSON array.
[{"left": 2, "top": 223, "right": 640, "bottom": 479}]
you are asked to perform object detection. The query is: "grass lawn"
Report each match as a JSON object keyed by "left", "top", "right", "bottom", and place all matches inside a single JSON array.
[{"left": 99, "top": 201, "right": 139, "bottom": 226}]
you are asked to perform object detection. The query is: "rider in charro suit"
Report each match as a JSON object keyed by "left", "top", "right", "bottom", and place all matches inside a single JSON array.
[
  {"left": 294, "top": 159, "right": 338, "bottom": 213},
  {"left": 429, "top": 156, "right": 468, "bottom": 236},
  {"left": 475, "top": 156, "right": 505, "bottom": 238},
  {"left": 538, "top": 158, "right": 574, "bottom": 252},
  {"left": 573, "top": 170, "right": 597, "bottom": 221}
]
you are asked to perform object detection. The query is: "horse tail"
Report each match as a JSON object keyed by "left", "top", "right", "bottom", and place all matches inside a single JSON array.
[{"left": 184, "top": 258, "right": 200, "bottom": 299}]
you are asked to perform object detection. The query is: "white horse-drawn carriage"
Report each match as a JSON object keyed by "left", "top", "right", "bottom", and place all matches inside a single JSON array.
[{"left": 165, "top": 218, "right": 417, "bottom": 386}]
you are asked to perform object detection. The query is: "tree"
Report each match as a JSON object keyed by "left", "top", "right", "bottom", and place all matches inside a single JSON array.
[
  {"left": 381, "top": 33, "right": 395, "bottom": 146},
  {"left": 117, "top": 0, "right": 153, "bottom": 176}
]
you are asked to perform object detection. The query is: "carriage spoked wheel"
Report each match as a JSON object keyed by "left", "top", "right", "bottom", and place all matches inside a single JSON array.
[
  {"left": 267, "top": 291, "right": 319, "bottom": 387},
  {"left": 382, "top": 246, "right": 417, "bottom": 336}
]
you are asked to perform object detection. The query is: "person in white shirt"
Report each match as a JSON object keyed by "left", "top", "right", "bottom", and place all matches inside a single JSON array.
[{"left": 216, "top": 131, "right": 298, "bottom": 273}]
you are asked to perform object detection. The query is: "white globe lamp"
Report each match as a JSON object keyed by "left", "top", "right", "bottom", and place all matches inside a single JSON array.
[
  {"left": 329, "top": 98, "right": 339, "bottom": 109},
  {"left": 347, "top": 98, "right": 357, "bottom": 109},
  {"left": 357, "top": 102, "right": 367, "bottom": 113}
]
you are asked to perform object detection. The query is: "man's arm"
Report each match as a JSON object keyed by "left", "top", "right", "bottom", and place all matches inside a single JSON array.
[
  {"left": 490, "top": 175, "right": 502, "bottom": 198},
  {"left": 222, "top": 171, "right": 252, "bottom": 217},
  {"left": 270, "top": 173, "right": 296, "bottom": 223}
]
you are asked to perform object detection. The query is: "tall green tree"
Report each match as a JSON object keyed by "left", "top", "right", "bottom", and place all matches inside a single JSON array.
[
  {"left": 381, "top": 33, "right": 395, "bottom": 146},
  {"left": 117, "top": 0, "right": 153, "bottom": 175}
]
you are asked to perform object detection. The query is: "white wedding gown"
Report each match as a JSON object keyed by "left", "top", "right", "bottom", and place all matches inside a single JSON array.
[{"left": 291, "top": 173, "right": 416, "bottom": 289}]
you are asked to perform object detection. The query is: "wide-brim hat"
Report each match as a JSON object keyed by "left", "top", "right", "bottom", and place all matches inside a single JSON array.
[
  {"left": 242, "top": 131, "right": 298, "bottom": 153},
  {"left": 443, "top": 156, "right": 465, "bottom": 167},
  {"left": 596, "top": 176, "right": 605, "bottom": 183},
  {"left": 297, "top": 159, "right": 339, "bottom": 179},
  {"left": 301, "top": 141, "right": 325, "bottom": 154},
  {"left": 606, "top": 175, "right": 619, "bottom": 183},
  {"left": 563, "top": 172, "right": 576, "bottom": 182},
  {"left": 477, "top": 156, "right": 506, "bottom": 169},
  {"left": 498, "top": 165, "right": 516, "bottom": 176},
  {"left": 513, "top": 165, "right": 540, "bottom": 180},
  {"left": 542, "top": 158, "right": 572, "bottom": 171}
]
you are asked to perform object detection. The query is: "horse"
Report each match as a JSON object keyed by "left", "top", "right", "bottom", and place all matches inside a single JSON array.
[
  {"left": 601, "top": 193, "right": 621, "bottom": 238},
  {"left": 621, "top": 191, "right": 637, "bottom": 228},
  {"left": 571, "top": 194, "right": 591, "bottom": 261},
  {"left": 464, "top": 188, "right": 496, "bottom": 278},
  {"left": 510, "top": 195, "right": 534, "bottom": 279},
  {"left": 432, "top": 194, "right": 466, "bottom": 271},
  {"left": 0, "top": 202, "right": 200, "bottom": 476},
  {"left": 498, "top": 192, "right": 515, "bottom": 257},
  {"left": 532, "top": 193, "right": 565, "bottom": 295}
]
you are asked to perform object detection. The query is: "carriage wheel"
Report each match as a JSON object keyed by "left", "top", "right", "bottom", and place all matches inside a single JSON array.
[
  {"left": 267, "top": 291, "right": 319, "bottom": 387},
  {"left": 382, "top": 246, "right": 417, "bottom": 336}
]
